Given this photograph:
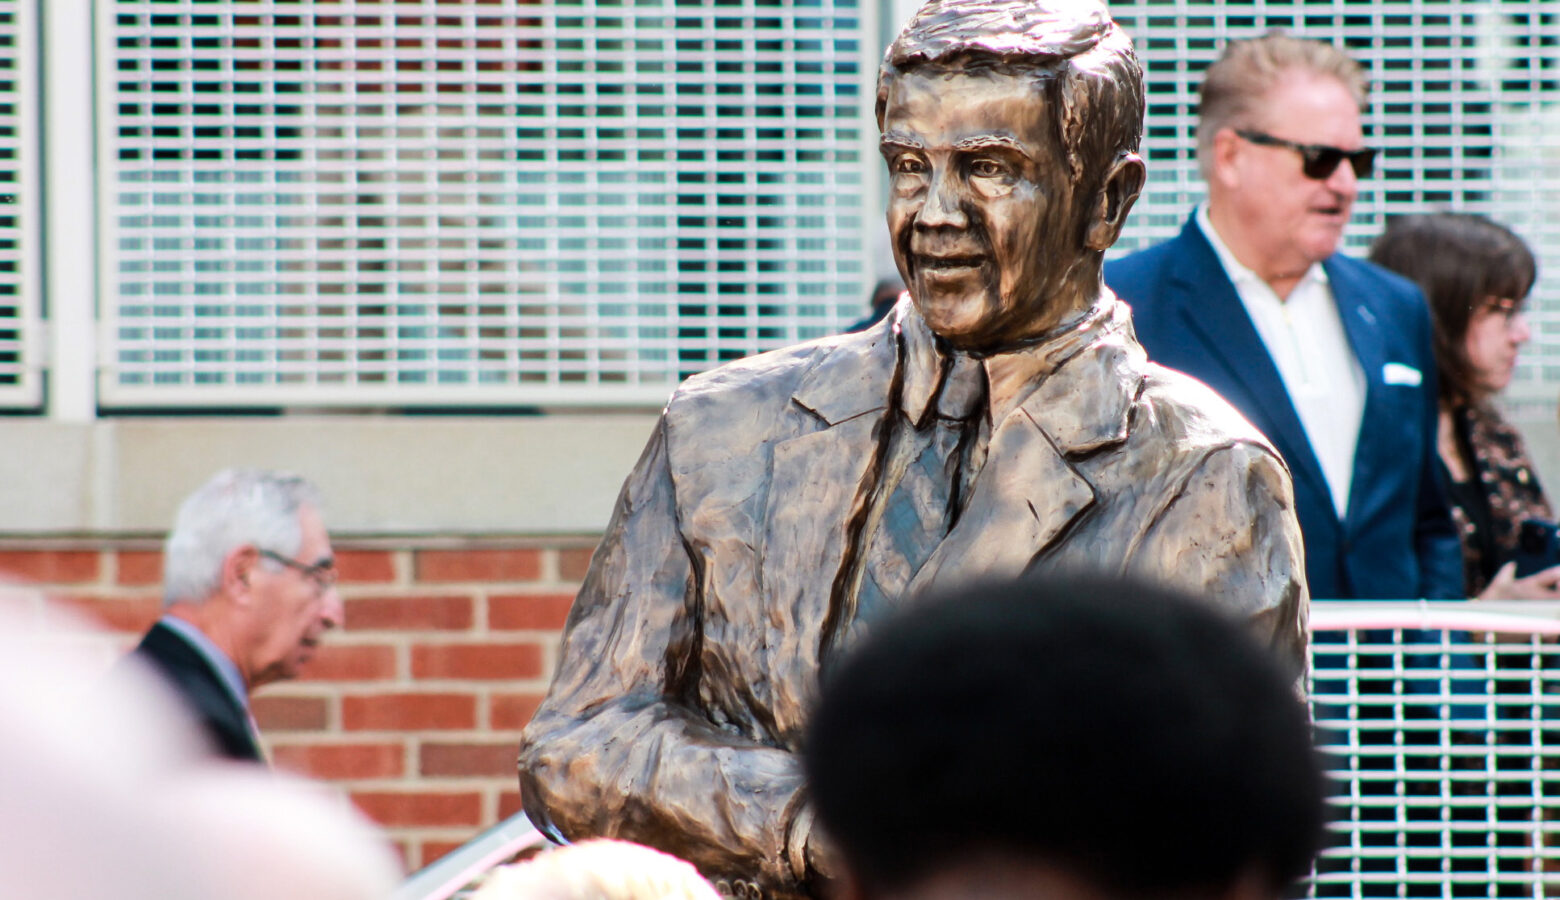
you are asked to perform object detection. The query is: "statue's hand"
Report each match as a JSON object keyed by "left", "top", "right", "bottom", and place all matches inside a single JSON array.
[
  {"left": 805, "top": 829, "right": 843, "bottom": 882},
  {"left": 787, "top": 801, "right": 842, "bottom": 886}
]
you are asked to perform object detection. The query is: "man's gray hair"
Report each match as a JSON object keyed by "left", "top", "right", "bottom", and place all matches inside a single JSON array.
[
  {"left": 162, "top": 468, "right": 322, "bottom": 607},
  {"left": 1197, "top": 33, "right": 1368, "bottom": 178},
  {"left": 876, "top": 0, "right": 1144, "bottom": 188}
]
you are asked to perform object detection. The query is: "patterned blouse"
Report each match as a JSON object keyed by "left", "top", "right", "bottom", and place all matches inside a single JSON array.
[{"left": 1443, "top": 402, "right": 1553, "bottom": 597}]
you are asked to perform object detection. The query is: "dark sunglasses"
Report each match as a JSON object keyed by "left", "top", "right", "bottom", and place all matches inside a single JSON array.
[{"left": 1236, "top": 129, "right": 1377, "bottom": 180}]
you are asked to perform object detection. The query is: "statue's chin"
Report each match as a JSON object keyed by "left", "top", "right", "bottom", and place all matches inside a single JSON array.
[
  {"left": 916, "top": 288, "right": 993, "bottom": 341},
  {"left": 917, "top": 299, "right": 1010, "bottom": 353}
]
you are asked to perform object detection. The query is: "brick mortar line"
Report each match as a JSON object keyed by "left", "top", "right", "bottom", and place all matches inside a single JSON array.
[
  {"left": 272, "top": 730, "right": 525, "bottom": 739},
  {"left": 395, "top": 581, "right": 581, "bottom": 589},
  {"left": 0, "top": 536, "right": 602, "bottom": 550}
]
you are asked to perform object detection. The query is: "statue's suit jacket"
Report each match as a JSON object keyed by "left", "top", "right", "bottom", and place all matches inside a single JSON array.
[
  {"left": 519, "top": 297, "right": 1307, "bottom": 899},
  {"left": 130, "top": 620, "right": 264, "bottom": 764},
  {"left": 1106, "top": 215, "right": 1463, "bottom": 601}
]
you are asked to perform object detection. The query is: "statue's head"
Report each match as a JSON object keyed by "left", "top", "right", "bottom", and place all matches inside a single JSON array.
[{"left": 876, "top": 0, "right": 1146, "bottom": 352}]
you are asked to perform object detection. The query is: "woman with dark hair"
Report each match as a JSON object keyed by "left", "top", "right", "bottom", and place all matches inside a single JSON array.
[{"left": 1370, "top": 212, "right": 1560, "bottom": 600}]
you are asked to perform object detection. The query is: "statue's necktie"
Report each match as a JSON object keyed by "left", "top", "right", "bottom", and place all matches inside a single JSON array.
[{"left": 852, "top": 352, "right": 987, "bottom": 628}]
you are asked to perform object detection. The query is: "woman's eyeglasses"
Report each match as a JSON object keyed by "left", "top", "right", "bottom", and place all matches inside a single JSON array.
[{"left": 1479, "top": 296, "right": 1525, "bottom": 323}]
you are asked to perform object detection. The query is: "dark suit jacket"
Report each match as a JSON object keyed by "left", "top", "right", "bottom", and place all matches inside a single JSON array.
[
  {"left": 130, "top": 620, "right": 263, "bottom": 763},
  {"left": 520, "top": 297, "right": 1307, "bottom": 898},
  {"left": 1106, "top": 214, "right": 1464, "bottom": 601}
]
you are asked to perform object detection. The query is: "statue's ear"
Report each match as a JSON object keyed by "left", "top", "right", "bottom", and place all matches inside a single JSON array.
[{"left": 1084, "top": 152, "right": 1146, "bottom": 251}]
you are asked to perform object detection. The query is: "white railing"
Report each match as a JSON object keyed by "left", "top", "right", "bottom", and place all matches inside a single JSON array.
[{"left": 1309, "top": 601, "right": 1560, "bottom": 898}]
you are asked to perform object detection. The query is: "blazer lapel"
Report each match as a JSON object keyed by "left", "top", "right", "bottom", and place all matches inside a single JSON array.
[
  {"left": 1163, "top": 224, "right": 1332, "bottom": 508},
  {"left": 906, "top": 408, "right": 1093, "bottom": 598},
  {"left": 1326, "top": 258, "right": 1387, "bottom": 527},
  {"left": 904, "top": 320, "right": 1149, "bottom": 598},
  {"left": 763, "top": 328, "right": 894, "bottom": 689}
]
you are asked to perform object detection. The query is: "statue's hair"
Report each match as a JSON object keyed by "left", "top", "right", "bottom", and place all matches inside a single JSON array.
[
  {"left": 1197, "top": 33, "right": 1368, "bottom": 178},
  {"left": 876, "top": 0, "right": 1144, "bottom": 187},
  {"left": 162, "top": 468, "right": 321, "bottom": 607}
]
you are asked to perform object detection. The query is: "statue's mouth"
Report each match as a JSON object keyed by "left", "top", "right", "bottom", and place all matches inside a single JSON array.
[{"left": 917, "top": 254, "right": 984, "bottom": 270}]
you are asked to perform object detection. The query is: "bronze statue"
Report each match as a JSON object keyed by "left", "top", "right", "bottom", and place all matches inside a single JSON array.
[{"left": 519, "top": 0, "right": 1308, "bottom": 896}]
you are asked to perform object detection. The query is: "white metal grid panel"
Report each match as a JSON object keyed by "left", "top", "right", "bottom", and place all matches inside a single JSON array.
[
  {"left": 100, "top": 0, "right": 868, "bottom": 408},
  {"left": 0, "top": 0, "right": 37, "bottom": 408},
  {"left": 1307, "top": 607, "right": 1560, "bottom": 897},
  {"left": 1106, "top": 0, "right": 1560, "bottom": 425}
]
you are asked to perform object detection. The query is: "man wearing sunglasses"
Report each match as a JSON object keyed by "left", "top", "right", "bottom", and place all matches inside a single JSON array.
[
  {"left": 1108, "top": 34, "right": 1462, "bottom": 605},
  {"left": 126, "top": 468, "right": 344, "bottom": 763}
]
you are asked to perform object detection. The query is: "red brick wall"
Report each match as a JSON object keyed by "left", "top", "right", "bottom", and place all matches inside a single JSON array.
[{"left": 0, "top": 538, "right": 597, "bottom": 872}]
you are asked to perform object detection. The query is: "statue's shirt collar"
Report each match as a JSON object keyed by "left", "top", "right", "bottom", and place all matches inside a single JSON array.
[{"left": 895, "top": 294, "right": 1129, "bottom": 432}]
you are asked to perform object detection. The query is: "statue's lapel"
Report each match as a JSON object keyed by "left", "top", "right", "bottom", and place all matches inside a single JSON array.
[
  {"left": 761, "top": 328, "right": 894, "bottom": 701},
  {"left": 906, "top": 329, "right": 1141, "bottom": 597},
  {"left": 906, "top": 407, "right": 1094, "bottom": 597}
]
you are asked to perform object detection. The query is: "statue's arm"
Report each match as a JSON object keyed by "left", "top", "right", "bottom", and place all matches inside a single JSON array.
[
  {"left": 1127, "top": 442, "right": 1309, "bottom": 669},
  {"left": 517, "top": 418, "right": 810, "bottom": 893}
]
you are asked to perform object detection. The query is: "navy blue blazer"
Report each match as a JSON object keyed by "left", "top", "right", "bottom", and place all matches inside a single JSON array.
[
  {"left": 130, "top": 620, "right": 265, "bottom": 763},
  {"left": 1106, "top": 214, "right": 1463, "bottom": 601}
]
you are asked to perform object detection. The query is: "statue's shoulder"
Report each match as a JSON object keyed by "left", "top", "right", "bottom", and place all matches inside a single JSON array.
[
  {"left": 659, "top": 324, "right": 894, "bottom": 460},
  {"left": 1134, "top": 361, "right": 1281, "bottom": 462},
  {"left": 667, "top": 325, "right": 889, "bottom": 415}
]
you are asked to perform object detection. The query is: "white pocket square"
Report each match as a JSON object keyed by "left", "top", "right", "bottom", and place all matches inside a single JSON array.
[{"left": 1382, "top": 362, "right": 1422, "bottom": 386}]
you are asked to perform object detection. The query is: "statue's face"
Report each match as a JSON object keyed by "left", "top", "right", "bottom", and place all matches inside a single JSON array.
[{"left": 881, "top": 67, "right": 1085, "bottom": 351}]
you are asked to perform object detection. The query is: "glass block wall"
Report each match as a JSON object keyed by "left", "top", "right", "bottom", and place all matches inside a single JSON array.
[
  {"left": 0, "top": 0, "right": 35, "bottom": 408},
  {"left": 102, "top": 0, "right": 869, "bottom": 407},
  {"left": 86, "top": 0, "right": 1560, "bottom": 412}
]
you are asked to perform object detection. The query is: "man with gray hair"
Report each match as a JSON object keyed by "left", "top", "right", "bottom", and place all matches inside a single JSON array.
[{"left": 127, "top": 468, "right": 343, "bottom": 763}]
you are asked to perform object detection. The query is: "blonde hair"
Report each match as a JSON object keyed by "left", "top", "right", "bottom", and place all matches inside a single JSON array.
[
  {"left": 470, "top": 840, "right": 721, "bottom": 900},
  {"left": 1197, "top": 34, "right": 1367, "bottom": 177}
]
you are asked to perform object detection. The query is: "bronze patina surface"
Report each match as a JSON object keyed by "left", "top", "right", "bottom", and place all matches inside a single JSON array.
[{"left": 519, "top": 0, "right": 1308, "bottom": 896}]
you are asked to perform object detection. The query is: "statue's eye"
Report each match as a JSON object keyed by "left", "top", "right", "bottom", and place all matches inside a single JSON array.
[
  {"left": 970, "top": 158, "right": 1004, "bottom": 177},
  {"left": 895, "top": 156, "right": 927, "bottom": 175}
]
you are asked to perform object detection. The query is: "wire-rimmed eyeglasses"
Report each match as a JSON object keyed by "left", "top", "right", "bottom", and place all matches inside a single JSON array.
[{"left": 257, "top": 548, "right": 339, "bottom": 592}]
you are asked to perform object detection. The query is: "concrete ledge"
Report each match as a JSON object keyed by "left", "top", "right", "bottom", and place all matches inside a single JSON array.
[
  {"left": 0, "top": 415, "right": 660, "bottom": 536},
  {"left": 5, "top": 402, "right": 1557, "bottom": 538}
]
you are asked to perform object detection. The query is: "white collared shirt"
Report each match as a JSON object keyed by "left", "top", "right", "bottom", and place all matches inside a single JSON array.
[{"left": 1196, "top": 204, "right": 1365, "bottom": 520}]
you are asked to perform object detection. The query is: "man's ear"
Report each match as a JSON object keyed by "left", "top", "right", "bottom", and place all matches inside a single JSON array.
[
  {"left": 1208, "top": 126, "right": 1243, "bottom": 190},
  {"left": 1084, "top": 152, "right": 1146, "bottom": 251},
  {"left": 222, "top": 545, "right": 258, "bottom": 600}
]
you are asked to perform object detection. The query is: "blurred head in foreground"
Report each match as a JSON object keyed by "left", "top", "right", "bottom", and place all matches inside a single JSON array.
[
  {"left": 471, "top": 839, "right": 722, "bottom": 900},
  {"left": 804, "top": 572, "right": 1325, "bottom": 900},
  {"left": 0, "top": 585, "right": 399, "bottom": 900}
]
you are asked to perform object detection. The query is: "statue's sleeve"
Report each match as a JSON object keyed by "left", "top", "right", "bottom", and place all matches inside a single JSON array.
[
  {"left": 517, "top": 416, "right": 810, "bottom": 894},
  {"left": 1127, "top": 441, "right": 1310, "bottom": 670}
]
